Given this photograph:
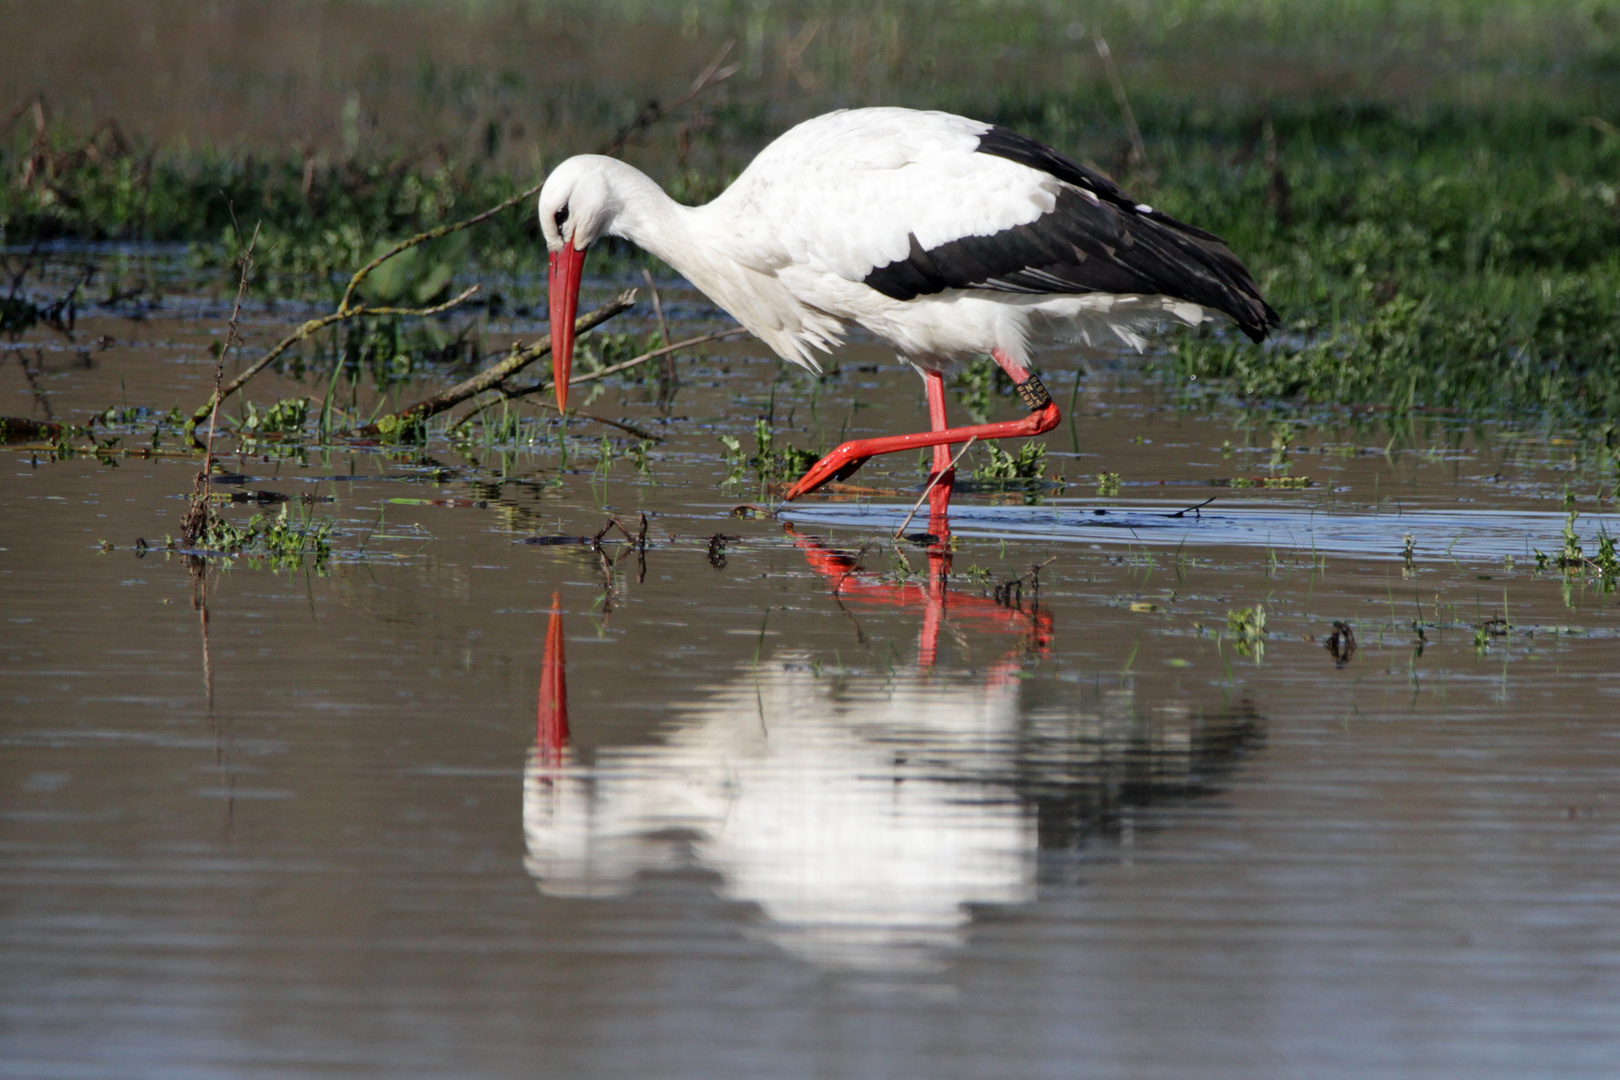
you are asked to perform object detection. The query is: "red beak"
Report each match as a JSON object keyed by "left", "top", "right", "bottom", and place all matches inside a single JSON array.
[{"left": 548, "top": 243, "right": 585, "bottom": 413}]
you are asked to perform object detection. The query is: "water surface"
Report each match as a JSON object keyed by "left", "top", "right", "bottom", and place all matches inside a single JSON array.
[{"left": 3, "top": 254, "right": 1619, "bottom": 1078}]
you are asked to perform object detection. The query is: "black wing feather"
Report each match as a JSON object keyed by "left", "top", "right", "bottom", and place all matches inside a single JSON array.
[{"left": 862, "top": 125, "right": 1280, "bottom": 343}]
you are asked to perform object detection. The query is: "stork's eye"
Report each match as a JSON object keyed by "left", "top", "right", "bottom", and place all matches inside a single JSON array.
[{"left": 554, "top": 205, "right": 570, "bottom": 231}]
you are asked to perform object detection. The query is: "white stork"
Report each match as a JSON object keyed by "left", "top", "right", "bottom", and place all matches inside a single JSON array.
[{"left": 540, "top": 107, "right": 1277, "bottom": 510}]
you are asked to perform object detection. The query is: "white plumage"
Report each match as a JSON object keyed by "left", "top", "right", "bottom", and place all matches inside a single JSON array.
[{"left": 539, "top": 107, "right": 1274, "bottom": 377}]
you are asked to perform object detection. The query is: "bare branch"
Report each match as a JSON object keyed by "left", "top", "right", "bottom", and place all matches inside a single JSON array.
[
  {"left": 188, "top": 285, "right": 482, "bottom": 427},
  {"left": 336, "top": 183, "right": 541, "bottom": 315},
  {"left": 447, "top": 325, "right": 745, "bottom": 437},
  {"left": 351, "top": 289, "right": 640, "bottom": 436}
]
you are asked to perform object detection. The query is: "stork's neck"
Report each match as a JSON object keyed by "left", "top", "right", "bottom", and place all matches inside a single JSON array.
[
  {"left": 577, "top": 155, "right": 830, "bottom": 371},
  {"left": 586, "top": 157, "right": 709, "bottom": 285}
]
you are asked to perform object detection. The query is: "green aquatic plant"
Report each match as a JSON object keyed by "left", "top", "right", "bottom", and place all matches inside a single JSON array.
[
  {"left": 1533, "top": 512, "right": 1619, "bottom": 589},
  {"left": 750, "top": 418, "right": 819, "bottom": 483},
  {"left": 952, "top": 357, "right": 1015, "bottom": 423},
  {"left": 628, "top": 439, "right": 654, "bottom": 476},
  {"left": 1226, "top": 604, "right": 1267, "bottom": 660},
  {"left": 239, "top": 397, "right": 310, "bottom": 436},
  {"left": 186, "top": 505, "right": 334, "bottom": 570},
  {"left": 716, "top": 433, "right": 746, "bottom": 486},
  {"left": 973, "top": 440, "right": 1046, "bottom": 482},
  {"left": 593, "top": 434, "right": 616, "bottom": 476}
]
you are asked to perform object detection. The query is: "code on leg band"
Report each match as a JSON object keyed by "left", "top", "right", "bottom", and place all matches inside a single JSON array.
[{"left": 1014, "top": 373, "right": 1052, "bottom": 410}]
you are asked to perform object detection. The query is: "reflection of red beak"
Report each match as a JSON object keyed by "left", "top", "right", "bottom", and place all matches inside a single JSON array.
[
  {"left": 537, "top": 591, "right": 568, "bottom": 762},
  {"left": 548, "top": 243, "right": 585, "bottom": 413}
]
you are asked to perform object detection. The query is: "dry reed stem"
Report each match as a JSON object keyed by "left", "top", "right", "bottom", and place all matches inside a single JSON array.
[
  {"left": 184, "top": 220, "right": 258, "bottom": 544},
  {"left": 640, "top": 268, "right": 677, "bottom": 394}
]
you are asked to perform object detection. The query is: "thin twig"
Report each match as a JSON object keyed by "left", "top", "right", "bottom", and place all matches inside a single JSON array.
[
  {"left": 640, "top": 268, "right": 677, "bottom": 395},
  {"left": 452, "top": 325, "right": 745, "bottom": 436},
  {"left": 833, "top": 541, "right": 875, "bottom": 595},
  {"left": 893, "top": 436, "right": 977, "bottom": 538},
  {"left": 597, "top": 42, "right": 739, "bottom": 157},
  {"left": 500, "top": 327, "right": 747, "bottom": 401},
  {"left": 994, "top": 556, "right": 1057, "bottom": 608},
  {"left": 1093, "top": 34, "right": 1152, "bottom": 181},
  {"left": 591, "top": 514, "right": 646, "bottom": 551},
  {"left": 522, "top": 401, "right": 664, "bottom": 442},
  {"left": 1166, "top": 496, "right": 1216, "bottom": 519}
]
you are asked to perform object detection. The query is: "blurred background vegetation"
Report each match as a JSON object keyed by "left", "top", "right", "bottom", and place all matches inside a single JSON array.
[{"left": 6, "top": 0, "right": 1620, "bottom": 425}]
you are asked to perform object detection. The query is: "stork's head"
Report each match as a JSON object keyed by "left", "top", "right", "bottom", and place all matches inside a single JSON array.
[{"left": 539, "top": 156, "right": 620, "bottom": 413}]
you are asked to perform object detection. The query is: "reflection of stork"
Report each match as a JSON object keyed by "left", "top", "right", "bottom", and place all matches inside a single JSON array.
[
  {"left": 524, "top": 539, "right": 1259, "bottom": 972},
  {"left": 527, "top": 654, "right": 1037, "bottom": 970}
]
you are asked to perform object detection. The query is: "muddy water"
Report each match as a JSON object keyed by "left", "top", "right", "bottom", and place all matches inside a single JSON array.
[{"left": 4, "top": 258, "right": 1619, "bottom": 1078}]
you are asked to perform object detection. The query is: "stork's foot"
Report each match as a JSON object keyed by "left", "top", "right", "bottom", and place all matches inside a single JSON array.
[
  {"left": 781, "top": 401, "right": 1061, "bottom": 502},
  {"left": 782, "top": 443, "right": 874, "bottom": 499}
]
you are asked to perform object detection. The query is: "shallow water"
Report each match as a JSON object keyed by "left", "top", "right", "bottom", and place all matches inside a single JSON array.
[{"left": 3, "top": 254, "right": 1619, "bottom": 1078}]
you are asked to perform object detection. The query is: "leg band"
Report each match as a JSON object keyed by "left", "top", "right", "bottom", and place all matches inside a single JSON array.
[{"left": 1014, "top": 373, "right": 1052, "bottom": 410}]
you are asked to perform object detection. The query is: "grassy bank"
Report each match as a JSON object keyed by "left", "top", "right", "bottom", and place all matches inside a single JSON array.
[{"left": 5, "top": 0, "right": 1620, "bottom": 432}]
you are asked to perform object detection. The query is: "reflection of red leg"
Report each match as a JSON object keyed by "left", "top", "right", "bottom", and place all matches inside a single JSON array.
[
  {"left": 537, "top": 592, "right": 568, "bottom": 764},
  {"left": 923, "top": 369, "right": 955, "bottom": 542},
  {"left": 917, "top": 544, "right": 951, "bottom": 668},
  {"left": 918, "top": 589, "right": 943, "bottom": 669},
  {"left": 783, "top": 349, "right": 1060, "bottom": 499},
  {"left": 785, "top": 524, "right": 1054, "bottom": 665}
]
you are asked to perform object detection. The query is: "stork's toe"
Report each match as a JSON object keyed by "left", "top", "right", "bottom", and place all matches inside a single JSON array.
[{"left": 782, "top": 444, "right": 871, "bottom": 499}]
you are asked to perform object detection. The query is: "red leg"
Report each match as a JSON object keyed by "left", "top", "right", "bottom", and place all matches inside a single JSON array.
[
  {"left": 784, "top": 349, "right": 1059, "bottom": 500},
  {"left": 925, "top": 368, "right": 953, "bottom": 477}
]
